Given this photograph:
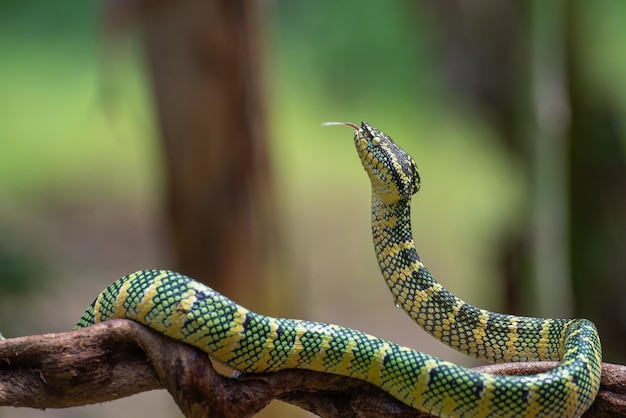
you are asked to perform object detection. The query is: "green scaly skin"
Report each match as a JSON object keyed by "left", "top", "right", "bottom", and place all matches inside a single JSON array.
[{"left": 75, "top": 121, "right": 602, "bottom": 417}]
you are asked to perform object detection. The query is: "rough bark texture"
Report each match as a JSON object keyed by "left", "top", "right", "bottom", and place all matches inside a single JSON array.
[{"left": 1, "top": 320, "right": 625, "bottom": 417}]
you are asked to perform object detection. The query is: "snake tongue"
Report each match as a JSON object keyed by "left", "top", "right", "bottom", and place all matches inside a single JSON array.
[{"left": 321, "top": 121, "right": 359, "bottom": 131}]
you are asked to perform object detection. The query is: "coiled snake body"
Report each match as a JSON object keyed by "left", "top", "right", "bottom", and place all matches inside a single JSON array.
[{"left": 76, "top": 122, "right": 602, "bottom": 417}]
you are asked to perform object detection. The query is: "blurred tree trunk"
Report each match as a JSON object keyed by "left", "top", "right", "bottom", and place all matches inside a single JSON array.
[
  {"left": 566, "top": 4, "right": 626, "bottom": 363},
  {"left": 418, "top": 0, "right": 626, "bottom": 362},
  {"left": 107, "top": 0, "right": 282, "bottom": 312},
  {"left": 418, "top": 0, "right": 530, "bottom": 315}
]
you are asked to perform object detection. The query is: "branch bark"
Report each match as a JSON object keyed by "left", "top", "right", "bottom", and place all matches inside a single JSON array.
[{"left": 1, "top": 320, "right": 625, "bottom": 417}]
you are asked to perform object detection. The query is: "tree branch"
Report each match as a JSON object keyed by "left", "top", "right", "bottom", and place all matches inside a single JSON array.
[{"left": 1, "top": 320, "right": 625, "bottom": 417}]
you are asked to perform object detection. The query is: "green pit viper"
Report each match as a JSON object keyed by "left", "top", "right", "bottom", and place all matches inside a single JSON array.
[{"left": 75, "top": 121, "right": 602, "bottom": 417}]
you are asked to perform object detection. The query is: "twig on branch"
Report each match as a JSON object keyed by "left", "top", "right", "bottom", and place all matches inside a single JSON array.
[{"left": 0, "top": 319, "right": 625, "bottom": 417}]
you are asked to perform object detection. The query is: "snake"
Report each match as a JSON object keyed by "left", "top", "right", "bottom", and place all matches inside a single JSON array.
[{"left": 75, "top": 121, "right": 602, "bottom": 417}]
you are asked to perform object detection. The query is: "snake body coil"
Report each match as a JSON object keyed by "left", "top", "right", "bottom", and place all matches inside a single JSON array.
[{"left": 76, "top": 122, "right": 602, "bottom": 417}]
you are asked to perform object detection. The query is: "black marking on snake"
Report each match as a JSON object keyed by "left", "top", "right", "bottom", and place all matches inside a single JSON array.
[
  {"left": 427, "top": 367, "right": 441, "bottom": 386},
  {"left": 241, "top": 313, "right": 253, "bottom": 333},
  {"left": 194, "top": 291, "right": 208, "bottom": 303},
  {"left": 397, "top": 248, "right": 418, "bottom": 272},
  {"left": 472, "top": 378, "right": 485, "bottom": 400},
  {"left": 382, "top": 352, "right": 392, "bottom": 366},
  {"left": 275, "top": 324, "right": 285, "bottom": 338},
  {"left": 363, "top": 125, "right": 406, "bottom": 195},
  {"left": 484, "top": 315, "right": 497, "bottom": 332},
  {"left": 411, "top": 270, "right": 431, "bottom": 291},
  {"left": 386, "top": 156, "right": 406, "bottom": 197},
  {"left": 458, "top": 304, "right": 481, "bottom": 330}
]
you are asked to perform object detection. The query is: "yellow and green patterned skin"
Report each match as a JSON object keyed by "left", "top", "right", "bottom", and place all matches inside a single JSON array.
[{"left": 75, "top": 122, "right": 602, "bottom": 417}]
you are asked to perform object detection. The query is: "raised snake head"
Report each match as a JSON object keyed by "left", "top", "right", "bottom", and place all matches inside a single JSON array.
[{"left": 323, "top": 121, "right": 420, "bottom": 203}]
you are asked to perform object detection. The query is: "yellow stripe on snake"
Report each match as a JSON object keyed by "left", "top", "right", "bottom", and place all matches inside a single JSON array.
[{"left": 75, "top": 122, "right": 602, "bottom": 417}]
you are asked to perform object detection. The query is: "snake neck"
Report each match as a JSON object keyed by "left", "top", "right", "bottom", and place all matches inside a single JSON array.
[
  {"left": 371, "top": 196, "right": 426, "bottom": 303},
  {"left": 371, "top": 195, "right": 571, "bottom": 363}
]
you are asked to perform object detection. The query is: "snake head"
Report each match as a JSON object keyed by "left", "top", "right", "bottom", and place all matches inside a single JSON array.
[
  {"left": 353, "top": 121, "right": 421, "bottom": 203},
  {"left": 323, "top": 121, "right": 420, "bottom": 202}
]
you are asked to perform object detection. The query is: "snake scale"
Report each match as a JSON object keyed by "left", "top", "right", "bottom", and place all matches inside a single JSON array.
[{"left": 75, "top": 121, "right": 602, "bottom": 417}]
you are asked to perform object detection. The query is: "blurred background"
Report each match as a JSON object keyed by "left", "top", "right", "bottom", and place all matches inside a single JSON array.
[{"left": 1, "top": 1, "right": 625, "bottom": 417}]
